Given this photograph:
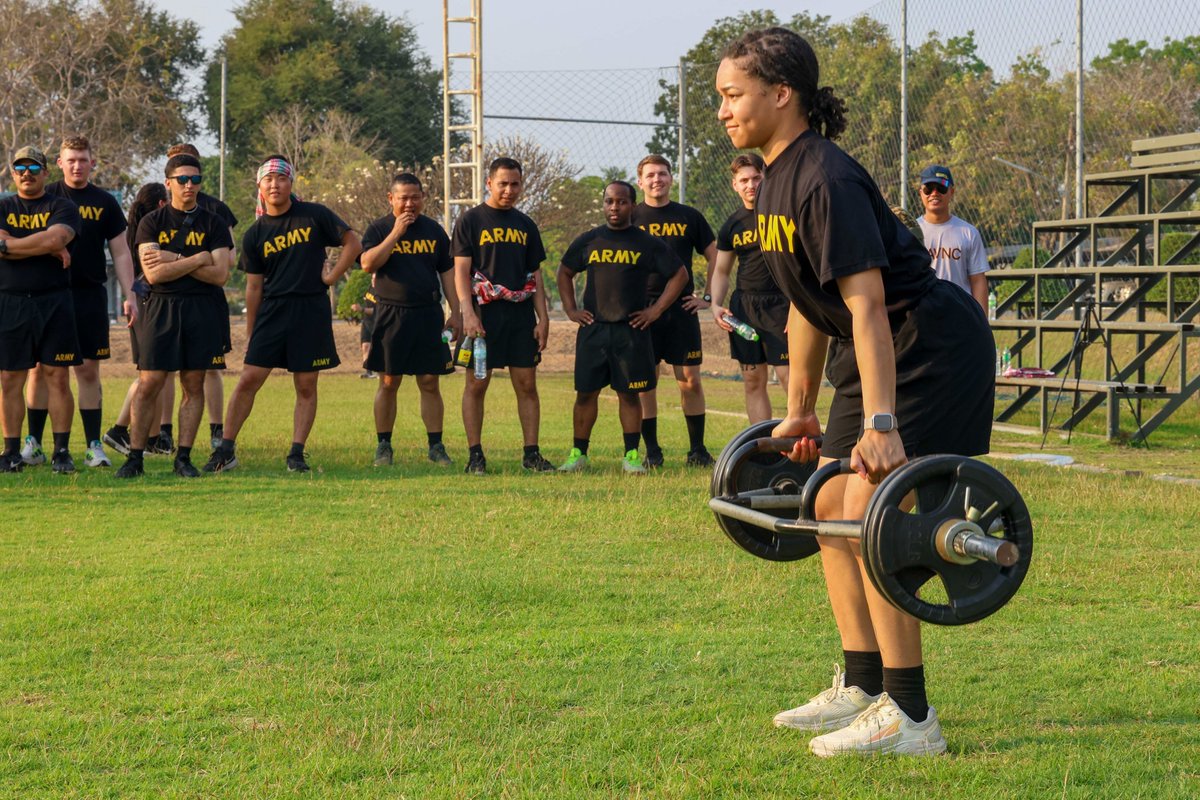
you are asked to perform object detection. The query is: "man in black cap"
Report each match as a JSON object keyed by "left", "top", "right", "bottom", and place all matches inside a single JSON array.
[
  {"left": 916, "top": 165, "right": 989, "bottom": 311},
  {"left": 0, "top": 146, "right": 83, "bottom": 473}
]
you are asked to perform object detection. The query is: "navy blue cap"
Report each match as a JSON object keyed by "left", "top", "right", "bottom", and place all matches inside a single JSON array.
[{"left": 919, "top": 165, "right": 953, "bottom": 188}]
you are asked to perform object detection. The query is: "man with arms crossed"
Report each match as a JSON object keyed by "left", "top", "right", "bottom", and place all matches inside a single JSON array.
[
  {"left": 916, "top": 164, "right": 989, "bottom": 310},
  {"left": 360, "top": 172, "right": 458, "bottom": 468},
  {"left": 632, "top": 154, "right": 717, "bottom": 467},
  {"left": 20, "top": 136, "right": 135, "bottom": 469},
  {"left": 556, "top": 181, "right": 688, "bottom": 474},
  {"left": 115, "top": 154, "right": 233, "bottom": 478},
  {"left": 453, "top": 157, "right": 554, "bottom": 475},
  {"left": 203, "top": 156, "right": 361, "bottom": 473},
  {"left": 708, "top": 153, "right": 790, "bottom": 423},
  {"left": 0, "top": 147, "right": 82, "bottom": 473}
]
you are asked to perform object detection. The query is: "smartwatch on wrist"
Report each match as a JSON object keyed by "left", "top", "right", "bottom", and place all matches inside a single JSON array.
[
  {"left": 702, "top": 293, "right": 712, "bottom": 303},
  {"left": 863, "top": 413, "right": 898, "bottom": 433}
]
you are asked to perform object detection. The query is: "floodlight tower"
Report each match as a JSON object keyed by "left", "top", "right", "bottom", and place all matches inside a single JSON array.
[{"left": 442, "top": 0, "right": 484, "bottom": 231}]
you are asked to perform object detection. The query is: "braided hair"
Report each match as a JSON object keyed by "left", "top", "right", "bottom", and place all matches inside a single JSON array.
[{"left": 723, "top": 27, "right": 847, "bottom": 141}]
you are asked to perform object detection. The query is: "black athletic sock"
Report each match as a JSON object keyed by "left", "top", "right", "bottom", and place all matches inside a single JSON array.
[
  {"left": 289, "top": 442, "right": 305, "bottom": 458},
  {"left": 4, "top": 436, "right": 19, "bottom": 455},
  {"left": 843, "top": 650, "right": 884, "bottom": 697},
  {"left": 210, "top": 422, "right": 223, "bottom": 437},
  {"left": 573, "top": 437, "right": 589, "bottom": 455},
  {"left": 641, "top": 417, "right": 660, "bottom": 453},
  {"left": 28, "top": 408, "right": 48, "bottom": 442},
  {"left": 883, "top": 665, "right": 929, "bottom": 723},
  {"left": 622, "top": 431, "right": 640, "bottom": 453},
  {"left": 684, "top": 413, "right": 706, "bottom": 451},
  {"left": 52, "top": 431, "right": 70, "bottom": 453},
  {"left": 378, "top": 431, "right": 392, "bottom": 444},
  {"left": 469, "top": 444, "right": 484, "bottom": 458},
  {"left": 161, "top": 423, "right": 174, "bottom": 437},
  {"left": 220, "top": 438, "right": 236, "bottom": 453},
  {"left": 80, "top": 408, "right": 102, "bottom": 444},
  {"left": 426, "top": 431, "right": 442, "bottom": 446},
  {"left": 129, "top": 448, "right": 144, "bottom": 462},
  {"left": 177, "top": 445, "right": 191, "bottom": 461}
]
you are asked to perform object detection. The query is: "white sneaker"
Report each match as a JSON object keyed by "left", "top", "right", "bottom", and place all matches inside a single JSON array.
[
  {"left": 773, "top": 664, "right": 878, "bottom": 731},
  {"left": 20, "top": 435, "right": 46, "bottom": 466},
  {"left": 808, "top": 692, "right": 947, "bottom": 757},
  {"left": 84, "top": 440, "right": 112, "bottom": 467}
]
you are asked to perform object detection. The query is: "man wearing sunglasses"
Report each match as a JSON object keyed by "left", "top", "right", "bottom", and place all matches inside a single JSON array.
[
  {"left": 115, "top": 154, "right": 233, "bottom": 478},
  {"left": 916, "top": 165, "right": 989, "bottom": 311},
  {"left": 0, "top": 146, "right": 83, "bottom": 473}
]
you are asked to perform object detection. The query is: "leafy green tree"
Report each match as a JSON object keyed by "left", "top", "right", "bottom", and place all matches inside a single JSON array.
[
  {"left": 336, "top": 268, "right": 373, "bottom": 321},
  {"left": 203, "top": 0, "right": 441, "bottom": 167}
]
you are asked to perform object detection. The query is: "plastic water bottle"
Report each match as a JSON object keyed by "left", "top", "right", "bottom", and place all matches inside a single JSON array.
[
  {"left": 987, "top": 291, "right": 997, "bottom": 320},
  {"left": 473, "top": 336, "right": 488, "bottom": 379},
  {"left": 1001, "top": 347, "right": 1012, "bottom": 374},
  {"left": 995, "top": 347, "right": 1002, "bottom": 377},
  {"left": 456, "top": 336, "right": 474, "bottom": 367},
  {"left": 722, "top": 313, "right": 760, "bottom": 342},
  {"left": 441, "top": 328, "right": 453, "bottom": 344}
]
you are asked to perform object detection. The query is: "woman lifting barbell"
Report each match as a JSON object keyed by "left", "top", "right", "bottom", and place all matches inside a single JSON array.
[{"left": 715, "top": 27, "right": 995, "bottom": 756}]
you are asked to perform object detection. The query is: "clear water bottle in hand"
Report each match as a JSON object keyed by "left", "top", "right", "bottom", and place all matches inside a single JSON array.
[
  {"left": 722, "top": 313, "right": 760, "bottom": 342},
  {"left": 473, "top": 336, "right": 488, "bottom": 379},
  {"left": 987, "top": 291, "right": 997, "bottom": 320}
]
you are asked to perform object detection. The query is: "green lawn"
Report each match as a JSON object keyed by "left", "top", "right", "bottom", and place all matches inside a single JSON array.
[{"left": 2, "top": 374, "right": 1198, "bottom": 798}]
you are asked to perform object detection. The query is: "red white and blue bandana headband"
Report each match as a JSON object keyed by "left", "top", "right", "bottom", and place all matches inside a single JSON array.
[{"left": 255, "top": 158, "right": 296, "bottom": 216}]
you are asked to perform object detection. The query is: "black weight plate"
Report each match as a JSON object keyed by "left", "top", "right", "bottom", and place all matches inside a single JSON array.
[
  {"left": 711, "top": 420, "right": 821, "bottom": 562},
  {"left": 861, "top": 455, "right": 1033, "bottom": 625}
]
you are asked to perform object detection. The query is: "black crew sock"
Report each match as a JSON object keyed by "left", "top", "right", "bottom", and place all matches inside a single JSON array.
[
  {"left": 843, "top": 650, "right": 884, "bottom": 697},
  {"left": 641, "top": 417, "right": 660, "bottom": 453},
  {"left": 573, "top": 438, "right": 589, "bottom": 455},
  {"left": 80, "top": 408, "right": 102, "bottom": 444},
  {"left": 684, "top": 413, "right": 706, "bottom": 451},
  {"left": 28, "top": 408, "right": 48, "bottom": 442},
  {"left": 4, "top": 436, "right": 19, "bottom": 455},
  {"left": 129, "top": 448, "right": 144, "bottom": 462},
  {"left": 177, "top": 445, "right": 192, "bottom": 461},
  {"left": 469, "top": 444, "right": 484, "bottom": 458},
  {"left": 883, "top": 665, "right": 929, "bottom": 723},
  {"left": 426, "top": 431, "right": 442, "bottom": 446},
  {"left": 289, "top": 442, "right": 305, "bottom": 458},
  {"left": 52, "top": 431, "right": 70, "bottom": 454},
  {"left": 161, "top": 423, "right": 174, "bottom": 437},
  {"left": 523, "top": 444, "right": 539, "bottom": 457},
  {"left": 378, "top": 431, "right": 392, "bottom": 444},
  {"left": 210, "top": 422, "right": 223, "bottom": 437},
  {"left": 622, "top": 431, "right": 640, "bottom": 453},
  {"left": 220, "top": 438, "right": 236, "bottom": 453}
]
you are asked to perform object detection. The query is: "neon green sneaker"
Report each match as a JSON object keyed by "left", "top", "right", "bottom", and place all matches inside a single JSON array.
[
  {"left": 622, "top": 449, "right": 647, "bottom": 474},
  {"left": 557, "top": 447, "right": 589, "bottom": 472}
]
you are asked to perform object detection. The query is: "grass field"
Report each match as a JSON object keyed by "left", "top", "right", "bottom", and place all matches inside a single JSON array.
[{"left": 2, "top": 373, "right": 1199, "bottom": 798}]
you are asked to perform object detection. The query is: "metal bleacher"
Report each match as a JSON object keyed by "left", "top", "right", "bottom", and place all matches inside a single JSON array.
[{"left": 992, "top": 132, "right": 1200, "bottom": 442}]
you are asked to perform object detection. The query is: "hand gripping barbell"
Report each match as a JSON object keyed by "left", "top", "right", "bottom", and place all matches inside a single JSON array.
[{"left": 709, "top": 421, "right": 1033, "bottom": 626}]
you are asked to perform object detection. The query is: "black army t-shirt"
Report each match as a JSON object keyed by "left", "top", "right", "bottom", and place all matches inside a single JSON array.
[
  {"left": 560, "top": 225, "right": 683, "bottom": 323},
  {"left": 631, "top": 200, "right": 714, "bottom": 297},
  {"left": 361, "top": 214, "right": 451, "bottom": 306},
  {"left": 717, "top": 206, "right": 779, "bottom": 293},
  {"left": 0, "top": 193, "right": 82, "bottom": 293},
  {"left": 239, "top": 201, "right": 349, "bottom": 298},
  {"left": 755, "top": 129, "right": 936, "bottom": 339},
  {"left": 135, "top": 205, "right": 234, "bottom": 295},
  {"left": 46, "top": 181, "right": 128, "bottom": 288},
  {"left": 451, "top": 203, "right": 546, "bottom": 291}
]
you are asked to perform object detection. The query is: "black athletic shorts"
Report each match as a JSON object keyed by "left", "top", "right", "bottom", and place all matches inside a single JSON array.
[
  {"left": 72, "top": 284, "right": 111, "bottom": 360},
  {"left": 822, "top": 281, "right": 995, "bottom": 459},
  {"left": 360, "top": 317, "right": 374, "bottom": 344},
  {"left": 366, "top": 302, "right": 453, "bottom": 376},
  {"left": 128, "top": 293, "right": 150, "bottom": 365},
  {"left": 245, "top": 293, "right": 340, "bottom": 372},
  {"left": 135, "top": 291, "right": 229, "bottom": 372},
  {"left": 648, "top": 300, "right": 703, "bottom": 366},
  {"left": 728, "top": 290, "right": 788, "bottom": 367},
  {"left": 477, "top": 300, "right": 540, "bottom": 370},
  {"left": 574, "top": 321, "right": 657, "bottom": 394},
  {"left": 0, "top": 289, "right": 82, "bottom": 371}
]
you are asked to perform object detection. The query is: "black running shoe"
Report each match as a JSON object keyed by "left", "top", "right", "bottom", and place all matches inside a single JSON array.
[
  {"left": 644, "top": 448, "right": 664, "bottom": 469},
  {"left": 686, "top": 447, "right": 715, "bottom": 468},
  {"left": 0, "top": 452, "right": 24, "bottom": 473},
  {"left": 103, "top": 426, "right": 131, "bottom": 456},
  {"left": 114, "top": 457, "right": 144, "bottom": 479},
  {"left": 202, "top": 447, "right": 239, "bottom": 473},
  {"left": 51, "top": 449, "right": 76, "bottom": 475},
  {"left": 373, "top": 441, "right": 393, "bottom": 467},
  {"left": 173, "top": 456, "right": 200, "bottom": 478},
  {"left": 464, "top": 451, "right": 487, "bottom": 476},
  {"left": 427, "top": 441, "right": 452, "bottom": 466},
  {"left": 286, "top": 452, "right": 311, "bottom": 473},
  {"left": 521, "top": 450, "right": 556, "bottom": 472}
]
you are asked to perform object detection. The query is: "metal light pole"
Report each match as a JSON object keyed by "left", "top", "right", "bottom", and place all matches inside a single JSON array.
[
  {"left": 219, "top": 56, "right": 227, "bottom": 202},
  {"left": 900, "top": 0, "right": 909, "bottom": 211},
  {"left": 678, "top": 58, "right": 687, "bottom": 204}
]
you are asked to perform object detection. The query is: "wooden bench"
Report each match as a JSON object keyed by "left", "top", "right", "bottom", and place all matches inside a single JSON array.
[
  {"left": 1130, "top": 132, "right": 1200, "bottom": 170},
  {"left": 994, "top": 376, "right": 1172, "bottom": 439}
]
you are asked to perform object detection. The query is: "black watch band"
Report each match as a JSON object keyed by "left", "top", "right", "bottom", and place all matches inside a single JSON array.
[{"left": 702, "top": 293, "right": 712, "bottom": 302}]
